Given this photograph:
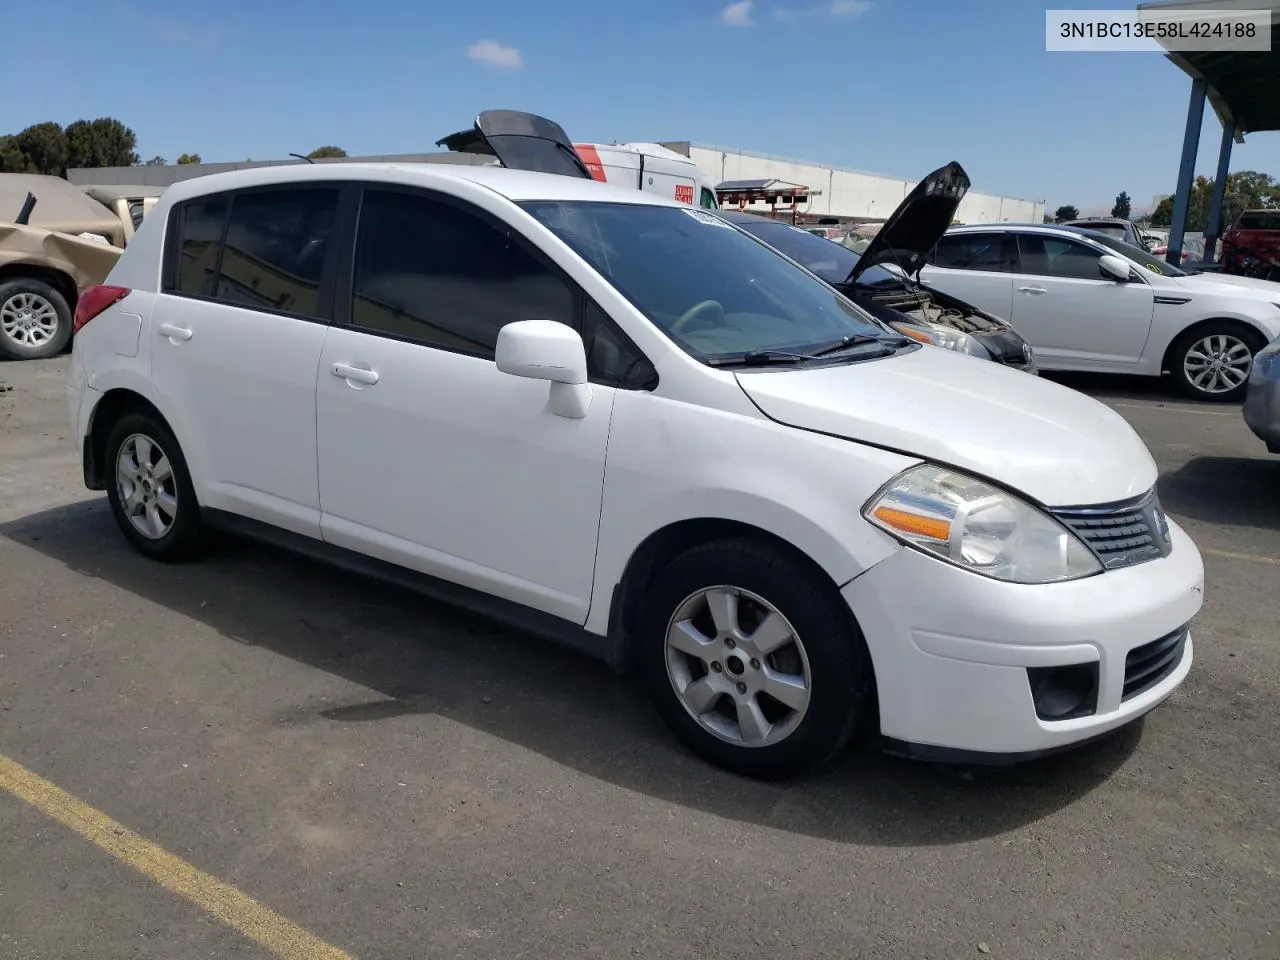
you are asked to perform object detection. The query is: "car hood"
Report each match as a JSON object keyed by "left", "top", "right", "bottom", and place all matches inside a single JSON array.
[
  {"left": 735, "top": 346, "right": 1156, "bottom": 506},
  {"left": 436, "top": 109, "right": 596, "bottom": 181},
  {"left": 845, "top": 161, "right": 970, "bottom": 286},
  {"left": 1170, "top": 271, "right": 1280, "bottom": 297}
]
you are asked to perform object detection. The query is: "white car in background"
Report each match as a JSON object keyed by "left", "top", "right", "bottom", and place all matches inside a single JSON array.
[{"left": 919, "top": 223, "right": 1280, "bottom": 401}]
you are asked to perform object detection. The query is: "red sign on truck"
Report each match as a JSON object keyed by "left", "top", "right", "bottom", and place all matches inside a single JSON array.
[{"left": 674, "top": 184, "right": 694, "bottom": 205}]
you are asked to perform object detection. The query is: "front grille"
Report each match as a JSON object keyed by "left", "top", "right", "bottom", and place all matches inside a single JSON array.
[
  {"left": 1123, "top": 625, "right": 1188, "bottom": 701},
  {"left": 1051, "top": 490, "right": 1173, "bottom": 570}
]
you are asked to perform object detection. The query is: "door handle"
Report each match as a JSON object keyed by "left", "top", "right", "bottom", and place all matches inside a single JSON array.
[
  {"left": 1017, "top": 286, "right": 1047, "bottom": 295},
  {"left": 331, "top": 362, "right": 379, "bottom": 386},
  {"left": 157, "top": 322, "right": 193, "bottom": 342}
]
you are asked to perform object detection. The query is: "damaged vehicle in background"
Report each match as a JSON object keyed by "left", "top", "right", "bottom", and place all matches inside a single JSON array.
[
  {"left": 717, "top": 162, "right": 1037, "bottom": 373},
  {"left": 0, "top": 174, "right": 161, "bottom": 361}
]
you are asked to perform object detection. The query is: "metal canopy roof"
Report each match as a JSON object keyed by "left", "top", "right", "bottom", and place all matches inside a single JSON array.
[
  {"left": 1138, "top": 0, "right": 1280, "bottom": 133},
  {"left": 714, "top": 178, "right": 815, "bottom": 193}
]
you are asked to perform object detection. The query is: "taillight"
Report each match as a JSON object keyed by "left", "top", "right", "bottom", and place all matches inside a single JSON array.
[{"left": 73, "top": 284, "right": 131, "bottom": 333}]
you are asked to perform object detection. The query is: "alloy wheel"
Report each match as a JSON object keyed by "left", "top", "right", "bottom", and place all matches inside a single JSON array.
[
  {"left": 664, "top": 585, "right": 812, "bottom": 748},
  {"left": 0, "top": 292, "right": 59, "bottom": 348},
  {"left": 1182, "top": 333, "right": 1254, "bottom": 396},
  {"left": 115, "top": 433, "right": 179, "bottom": 540}
]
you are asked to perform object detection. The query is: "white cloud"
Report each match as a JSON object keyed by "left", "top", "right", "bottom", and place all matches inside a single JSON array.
[
  {"left": 720, "top": 0, "right": 755, "bottom": 27},
  {"left": 466, "top": 39, "right": 523, "bottom": 69},
  {"left": 829, "top": 0, "right": 871, "bottom": 16},
  {"left": 773, "top": 0, "right": 870, "bottom": 22}
]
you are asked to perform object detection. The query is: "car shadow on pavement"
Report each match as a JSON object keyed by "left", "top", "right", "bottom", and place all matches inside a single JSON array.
[
  {"left": 1159, "top": 455, "right": 1280, "bottom": 531},
  {"left": 2, "top": 499, "right": 1144, "bottom": 848}
]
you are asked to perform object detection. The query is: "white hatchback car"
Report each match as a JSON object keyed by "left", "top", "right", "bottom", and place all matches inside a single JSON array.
[
  {"left": 66, "top": 161, "right": 1205, "bottom": 780},
  {"left": 920, "top": 223, "right": 1280, "bottom": 401}
]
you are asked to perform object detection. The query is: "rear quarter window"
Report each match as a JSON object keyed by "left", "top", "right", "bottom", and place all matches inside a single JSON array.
[{"left": 1238, "top": 212, "right": 1280, "bottom": 231}]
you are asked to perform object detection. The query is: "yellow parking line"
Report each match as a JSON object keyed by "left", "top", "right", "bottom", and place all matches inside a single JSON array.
[
  {"left": 1201, "top": 547, "right": 1280, "bottom": 566},
  {"left": 0, "top": 752, "right": 353, "bottom": 960}
]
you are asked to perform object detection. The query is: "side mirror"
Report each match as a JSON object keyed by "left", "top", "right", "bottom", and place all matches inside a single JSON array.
[
  {"left": 495, "top": 319, "right": 592, "bottom": 418},
  {"left": 1099, "top": 254, "right": 1132, "bottom": 281}
]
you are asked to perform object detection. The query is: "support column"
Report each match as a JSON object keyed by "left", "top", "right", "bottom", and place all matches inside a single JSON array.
[
  {"left": 1167, "top": 76, "right": 1207, "bottom": 266},
  {"left": 1202, "top": 119, "right": 1235, "bottom": 262}
]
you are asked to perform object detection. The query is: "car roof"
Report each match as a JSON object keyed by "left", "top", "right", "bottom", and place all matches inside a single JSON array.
[
  {"left": 948, "top": 222, "right": 1100, "bottom": 236},
  {"left": 157, "top": 160, "right": 684, "bottom": 208}
]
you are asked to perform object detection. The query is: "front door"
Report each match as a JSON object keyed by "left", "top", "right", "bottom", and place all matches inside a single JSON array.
[
  {"left": 315, "top": 186, "right": 615, "bottom": 623},
  {"left": 150, "top": 185, "right": 341, "bottom": 538},
  {"left": 1008, "top": 234, "right": 1156, "bottom": 368}
]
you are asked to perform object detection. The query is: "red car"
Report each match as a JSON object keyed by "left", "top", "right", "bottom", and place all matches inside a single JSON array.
[{"left": 1221, "top": 210, "right": 1280, "bottom": 281}]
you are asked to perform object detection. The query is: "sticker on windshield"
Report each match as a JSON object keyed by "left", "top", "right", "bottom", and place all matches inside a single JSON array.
[{"left": 682, "top": 208, "right": 733, "bottom": 228}]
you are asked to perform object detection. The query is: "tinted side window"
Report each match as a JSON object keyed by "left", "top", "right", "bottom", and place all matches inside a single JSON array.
[
  {"left": 930, "top": 233, "right": 1012, "bottom": 271},
  {"left": 699, "top": 187, "right": 718, "bottom": 210},
  {"left": 350, "top": 189, "right": 576, "bottom": 356},
  {"left": 175, "top": 196, "right": 229, "bottom": 297},
  {"left": 583, "top": 299, "right": 656, "bottom": 389},
  {"left": 215, "top": 188, "right": 339, "bottom": 319},
  {"left": 1018, "top": 236, "right": 1105, "bottom": 280}
]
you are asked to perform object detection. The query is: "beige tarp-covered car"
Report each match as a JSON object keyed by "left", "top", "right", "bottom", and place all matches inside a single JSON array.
[{"left": 0, "top": 174, "right": 160, "bottom": 360}]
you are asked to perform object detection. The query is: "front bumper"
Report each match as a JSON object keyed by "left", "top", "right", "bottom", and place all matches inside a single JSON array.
[
  {"left": 843, "top": 518, "right": 1203, "bottom": 756},
  {"left": 1242, "top": 350, "right": 1280, "bottom": 453}
]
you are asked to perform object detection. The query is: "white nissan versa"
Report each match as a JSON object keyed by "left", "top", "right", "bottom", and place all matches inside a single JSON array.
[{"left": 65, "top": 149, "right": 1204, "bottom": 779}]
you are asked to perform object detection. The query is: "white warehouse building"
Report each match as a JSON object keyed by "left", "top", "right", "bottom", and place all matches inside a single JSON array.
[{"left": 660, "top": 141, "right": 1045, "bottom": 224}]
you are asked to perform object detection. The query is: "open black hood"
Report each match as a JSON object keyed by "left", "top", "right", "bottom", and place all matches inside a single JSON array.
[
  {"left": 845, "top": 161, "right": 970, "bottom": 285},
  {"left": 435, "top": 110, "right": 594, "bottom": 181}
]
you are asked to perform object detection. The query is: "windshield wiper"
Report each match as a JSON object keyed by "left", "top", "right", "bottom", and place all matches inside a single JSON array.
[
  {"left": 806, "top": 334, "right": 895, "bottom": 357},
  {"left": 708, "top": 349, "right": 822, "bottom": 367}
]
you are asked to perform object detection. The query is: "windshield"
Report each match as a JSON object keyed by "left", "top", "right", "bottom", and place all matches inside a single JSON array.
[
  {"left": 1082, "top": 230, "right": 1188, "bottom": 277},
  {"left": 727, "top": 216, "right": 902, "bottom": 287},
  {"left": 521, "top": 201, "right": 896, "bottom": 361}
]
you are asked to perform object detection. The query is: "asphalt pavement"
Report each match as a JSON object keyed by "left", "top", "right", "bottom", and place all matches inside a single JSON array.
[{"left": 0, "top": 358, "right": 1276, "bottom": 960}]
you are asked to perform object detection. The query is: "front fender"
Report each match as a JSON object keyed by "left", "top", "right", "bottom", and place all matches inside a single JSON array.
[{"left": 583, "top": 390, "right": 917, "bottom": 636}]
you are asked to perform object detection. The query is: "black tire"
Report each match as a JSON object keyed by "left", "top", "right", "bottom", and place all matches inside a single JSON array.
[
  {"left": 639, "top": 538, "right": 873, "bottom": 780},
  {"left": 104, "top": 410, "right": 206, "bottom": 561},
  {"left": 0, "top": 277, "right": 73, "bottom": 361},
  {"left": 1168, "top": 321, "right": 1266, "bottom": 402}
]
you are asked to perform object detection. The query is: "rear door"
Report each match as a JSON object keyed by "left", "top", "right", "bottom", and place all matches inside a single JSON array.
[
  {"left": 151, "top": 184, "right": 342, "bottom": 537},
  {"left": 918, "top": 231, "right": 1017, "bottom": 320},
  {"left": 1007, "top": 233, "right": 1155, "bottom": 367}
]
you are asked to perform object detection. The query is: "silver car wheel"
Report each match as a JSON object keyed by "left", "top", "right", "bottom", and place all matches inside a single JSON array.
[
  {"left": 1183, "top": 333, "right": 1254, "bottom": 395},
  {"left": 115, "top": 433, "right": 179, "bottom": 540},
  {"left": 0, "top": 292, "right": 59, "bottom": 347},
  {"left": 664, "top": 585, "right": 812, "bottom": 748}
]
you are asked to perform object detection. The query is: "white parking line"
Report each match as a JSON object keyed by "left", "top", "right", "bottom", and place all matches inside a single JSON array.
[{"left": 1105, "top": 401, "right": 1238, "bottom": 417}]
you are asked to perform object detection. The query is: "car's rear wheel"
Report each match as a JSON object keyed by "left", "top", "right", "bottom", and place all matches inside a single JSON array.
[
  {"left": 104, "top": 410, "right": 206, "bottom": 561},
  {"left": 0, "top": 278, "right": 72, "bottom": 361},
  {"left": 640, "top": 538, "right": 872, "bottom": 780},
  {"left": 1169, "top": 322, "right": 1265, "bottom": 402}
]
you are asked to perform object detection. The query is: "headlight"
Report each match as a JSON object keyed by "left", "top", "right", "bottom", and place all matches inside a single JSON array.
[
  {"left": 890, "top": 321, "right": 991, "bottom": 359},
  {"left": 863, "top": 464, "right": 1102, "bottom": 584}
]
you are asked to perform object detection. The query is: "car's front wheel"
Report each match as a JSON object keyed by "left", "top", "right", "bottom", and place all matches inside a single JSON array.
[
  {"left": 104, "top": 410, "right": 207, "bottom": 561},
  {"left": 640, "top": 538, "right": 872, "bottom": 780},
  {"left": 1169, "top": 322, "right": 1265, "bottom": 402},
  {"left": 0, "top": 278, "right": 72, "bottom": 360}
]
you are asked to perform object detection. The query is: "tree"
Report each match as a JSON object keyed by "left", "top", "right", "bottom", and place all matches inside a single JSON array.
[
  {"left": 1111, "top": 191, "right": 1131, "bottom": 220},
  {"left": 1043, "top": 213, "right": 1054, "bottom": 224},
  {"left": 307, "top": 145, "right": 347, "bottom": 159},
  {"left": 1146, "top": 172, "right": 1277, "bottom": 233},
  {"left": 1054, "top": 204, "right": 1080, "bottom": 222},
  {"left": 64, "top": 118, "right": 139, "bottom": 169},
  {"left": 14, "top": 122, "right": 68, "bottom": 176},
  {"left": 145, "top": 155, "right": 166, "bottom": 166},
  {"left": 0, "top": 135, "right": 24, "bottom": 173},
  {"left": 176, "top": 153, "right": 201, "bottom": 165},
  {"left": 1149, "top": 197, "right": 1174, "bottom": 227}
]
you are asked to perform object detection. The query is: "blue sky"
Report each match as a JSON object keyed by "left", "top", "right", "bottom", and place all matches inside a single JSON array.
[{"left": 6, "top": 0, "right": 1278, "bottom": 214}]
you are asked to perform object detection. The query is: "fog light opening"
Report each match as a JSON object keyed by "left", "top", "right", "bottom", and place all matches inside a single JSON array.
[{"left": 1027, "top": 662, "right": 1099, "bottom": 721}]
